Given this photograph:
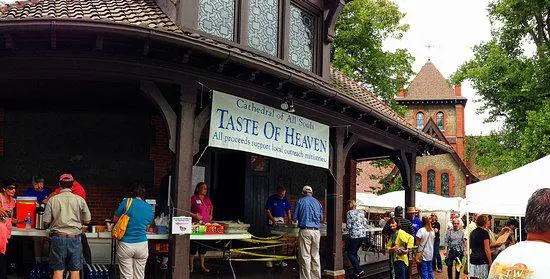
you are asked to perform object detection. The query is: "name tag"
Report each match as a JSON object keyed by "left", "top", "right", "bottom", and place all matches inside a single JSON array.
[{"left": 196, "top": 200, "right": 202, "bottom": 205}]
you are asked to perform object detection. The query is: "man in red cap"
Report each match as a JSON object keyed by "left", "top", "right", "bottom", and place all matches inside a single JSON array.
[
  {"left": 45, "top": 170, "right": 86, "bottom": 202},
  {"left": 44, "top": 172, "right": 91, "bottom": 279}
]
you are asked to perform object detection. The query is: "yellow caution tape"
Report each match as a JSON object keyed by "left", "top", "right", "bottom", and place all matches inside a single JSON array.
[{"left": 229, "top": 249, "right": 294, "bottom": 260}]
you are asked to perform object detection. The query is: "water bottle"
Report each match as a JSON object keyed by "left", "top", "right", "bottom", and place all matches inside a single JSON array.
[{"left": 25, "top": 212, "right": 32, "bottom": 230}]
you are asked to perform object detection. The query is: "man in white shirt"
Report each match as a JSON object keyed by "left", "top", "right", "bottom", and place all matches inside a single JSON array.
[{"left": 489, "top": 188, "right": 550, "bottom": 278}]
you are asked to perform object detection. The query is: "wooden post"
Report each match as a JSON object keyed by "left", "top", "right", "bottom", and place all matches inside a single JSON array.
[
  {"left": 171, "top": 82, "right": 197, "bottom": 279},
  {"left": 326, "top": 127, "right": 346, "bottom": 279}
]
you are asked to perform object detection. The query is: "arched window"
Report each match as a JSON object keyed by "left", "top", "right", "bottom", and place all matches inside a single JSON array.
[
  {"left": 415, "top": 173, "right": 422, "bottom": 191},
  {"left": 427, "top": 170, "right": 435, "bottom": 194},
  {"left": 416, "top": 112, "right": 424, "bottom": 130},
  {"left": 436, "top": 112, "right": 445, "bottom": 131},
  {"left": 441, "top": 173, "right": 449, "bottom": 197}
]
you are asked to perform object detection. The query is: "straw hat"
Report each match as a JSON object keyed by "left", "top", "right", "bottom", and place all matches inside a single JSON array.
[{"left": 406, "top": 207, "right": 419, "bottom": 214}]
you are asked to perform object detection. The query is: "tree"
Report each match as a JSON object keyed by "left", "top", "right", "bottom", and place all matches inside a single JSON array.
[
  {"left": 331, "top": 0, "right": 414, "bottom": 113},
  {"left": 455, "top": 0, "right": 550, "bottom": 175}
]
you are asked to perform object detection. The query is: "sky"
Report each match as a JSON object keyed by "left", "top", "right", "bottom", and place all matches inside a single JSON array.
[{"left": 384, "top": 0, "right": 504, "bottom": 136}]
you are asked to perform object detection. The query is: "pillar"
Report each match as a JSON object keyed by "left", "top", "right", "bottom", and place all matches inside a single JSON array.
[
  {"left": 171, "top": 82, "right": 197, "bottom": 279},
  {"left": 325, "top": 127, "right": 346, "bottom": 279}
]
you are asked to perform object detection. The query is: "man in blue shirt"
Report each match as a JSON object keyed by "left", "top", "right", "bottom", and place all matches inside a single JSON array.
[
  {"left": 23, "top": 175, "right": 52, "bottom": 204},
  {"left": 292, "top": 185, "right": 323, "bottom": 279},
  {"left": 265, "top": 186, "right": 292, "bottom": 226},
  {"left": 265, "top": 186, "right": 292, "bottom": 268},
  {"left": 407, "top": 207, "right": 422, "bottom": 235}
]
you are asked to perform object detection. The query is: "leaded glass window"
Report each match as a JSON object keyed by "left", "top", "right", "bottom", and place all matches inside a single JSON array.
[
  {"left": 415, "top": 173, "right": 422, "bottom": 191},
  {"left": 289, "top": 5, "right": 314, "bottom": 71},
  {"left": 427, "top": 170, "right": 435, "bottom": 194},
  {"left": 248, "top": 0, "right": 279, "bottom": 56},
  {"left": 436, "top": 112, "right": 445, "bottom": 131},
  {"left": 441, "top": 173, "right": 449, "bottom": 197},
  {"left": 198, "top": 0, "right": 235, "bottom": 40},
  {"left": 416, "top": 112, "right": 424, "bottom": 130}
]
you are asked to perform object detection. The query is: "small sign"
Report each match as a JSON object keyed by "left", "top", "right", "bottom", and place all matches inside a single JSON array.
[{"left": 171, "top": 216, "right": 192, "bottom": 235}]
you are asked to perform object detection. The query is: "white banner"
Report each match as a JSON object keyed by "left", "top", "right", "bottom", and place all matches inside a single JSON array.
[{"left": 209, "top": 91, "right": 329, "bottom": 168}]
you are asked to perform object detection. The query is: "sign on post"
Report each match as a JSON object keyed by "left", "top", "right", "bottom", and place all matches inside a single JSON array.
[
  {"left": 171, "top": 216, "right": 192, "bottom": 235},
  {"left": 209, "top": 91, "right": 330, "bottom": 169}
]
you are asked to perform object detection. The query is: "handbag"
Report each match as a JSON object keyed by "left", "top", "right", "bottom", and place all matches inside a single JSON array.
[
  {"left": 415, "top": 232, "right": 432, "bottom": 264},
  {"left": 111, "top": 198, "right": 133, "bottom": 240}
]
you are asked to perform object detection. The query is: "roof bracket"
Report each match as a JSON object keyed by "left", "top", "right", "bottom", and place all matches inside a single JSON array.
[
  {"left": 4, "top": 34, "right": 15, "bottom": 50},
  {"left": 50, "top": 30, "right": 56, "bottom": 50},
  {"left": 181, "top": 49, "right": 192, "bottom": 63},
  {"left": 95, "top": 35, "right": 103, "bottom": 51},
  {"left": 142, "top": 41, "right": 150, "bottom": 56}
]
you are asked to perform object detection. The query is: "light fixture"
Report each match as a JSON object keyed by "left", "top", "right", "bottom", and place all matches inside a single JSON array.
[
  {"left": 280, "top": 100, "right": 289, "bottom": 111},
  {"left": 287, "top": 99, "right": 295, "bottom": 113}
]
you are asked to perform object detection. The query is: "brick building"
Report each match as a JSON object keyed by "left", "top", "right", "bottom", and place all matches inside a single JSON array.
[
  {"left": 357, "top": 61, "right": 479, "bottom": 196},
  {"left": 395, "top": 60, "right": 478, "bottom": 197}
]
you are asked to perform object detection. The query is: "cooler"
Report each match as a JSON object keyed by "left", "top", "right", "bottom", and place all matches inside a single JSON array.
[{"left": 16, "top": 196, "right": 37, "bottom": 228}]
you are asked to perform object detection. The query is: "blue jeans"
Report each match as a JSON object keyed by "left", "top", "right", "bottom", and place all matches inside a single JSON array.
[
  {"left": 420, "top": 260, "right": 434, "bottom": 279},
  {"left": 432, "top": 238, "right": 442, "bottom": 270},
  {"left": 346, "top": 237, "right": 364, "bottom": 274},
  {"left": 49, "top": 236, "right": 83, "bottom": 271},
  {"left": 393, "top": 260, "right": 407, "bottom": 279}
]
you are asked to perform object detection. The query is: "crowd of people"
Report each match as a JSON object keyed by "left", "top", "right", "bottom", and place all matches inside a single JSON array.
[
  {"left": 345, "top": 188, "right": 550, "bottom": 279},
  {"left": 0, "top": 172, "right": 154, "bottom": 279}
]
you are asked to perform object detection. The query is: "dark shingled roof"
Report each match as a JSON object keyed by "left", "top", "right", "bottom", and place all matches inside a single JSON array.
[
  {"left": 0, "top": 0, "right": 452, "bottom": 151},
  {"left": 399, "top": 60, "right": 466, "bottom": 100},
  {"left": 0, "top": 0, "right": 181, "bottom": 33}
]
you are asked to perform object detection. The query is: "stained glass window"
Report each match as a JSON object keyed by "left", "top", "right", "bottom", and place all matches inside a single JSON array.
[
  {"left": 441, "top": 173, "right": 449, "bottom": 197},
  {"left": 416, "top": 112, "right": 424, "bottom": 130},
  {"left": 248, "top": 0, "right": 279, "bottom": 56},
  {"left": 289, "top": 5, "right": 314, "bottom": 71},
  {"left": 198, "top": 0, "right": 235, "bottom": 40},
  {"left": 427, "top": 170, "right": 435, "bottom": 194},
  {"left": 415, "top": 173, "right": 422, "bottom": 191},
  {"left": 436, "top": 112, "right": 445, "bottom": 131}
]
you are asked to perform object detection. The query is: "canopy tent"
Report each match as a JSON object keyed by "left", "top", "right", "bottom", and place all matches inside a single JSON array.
[
  {"left": 465, "top": 155, "right": 550, "bottom": 217},
  {"left": 356, "top": 191, "right": 463, "bottom": 213}
]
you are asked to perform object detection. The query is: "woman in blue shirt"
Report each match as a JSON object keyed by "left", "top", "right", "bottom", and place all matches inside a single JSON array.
[{"left": 114, "top": 184, "right": 154, "bottom": 279}]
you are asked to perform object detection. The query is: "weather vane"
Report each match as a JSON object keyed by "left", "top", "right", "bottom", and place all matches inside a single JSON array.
[{"left": 425, "top": 43, "right": 435, "bottom": 60}]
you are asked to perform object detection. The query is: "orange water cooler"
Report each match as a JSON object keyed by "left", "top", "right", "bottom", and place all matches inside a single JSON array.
[{"left": 16, "top": 196, "right": 37, "bottom": 228}]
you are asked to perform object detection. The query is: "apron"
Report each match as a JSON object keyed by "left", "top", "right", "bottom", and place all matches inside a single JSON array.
[{"left": 0, "top": 195, "right": 15, "bottom": 254}]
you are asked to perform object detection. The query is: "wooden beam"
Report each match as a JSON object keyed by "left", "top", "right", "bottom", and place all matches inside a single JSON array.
[
  {"left": 171, "top": 81, "right": 197, "bottom": 279},
  {"left": 326, "top": 126, "right": 346, "bottom": 276},
  {"left": 193, "top": 104, "right": 211, "bottom": 155},
  {"left": 95, "top": 35, "right": 104, "bottom": 51},
  {"left": 4, "top": 33, "right": 15, "bottom": 50},
  {"left": 140, "top": 80, "right": 177, "bottom": 152}
]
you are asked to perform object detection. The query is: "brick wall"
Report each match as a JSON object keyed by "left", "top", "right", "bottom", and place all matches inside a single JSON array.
[
  {"left": 455, "top": 104, "right": 465, "bottom": 159},
  {"left": 149, "top": 115, "right": 174, "bottom": 193}
]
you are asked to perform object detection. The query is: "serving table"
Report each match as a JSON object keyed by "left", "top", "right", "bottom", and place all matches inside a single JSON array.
[{"left": 12, "top": 228, "right": 251, "bottom": 279}]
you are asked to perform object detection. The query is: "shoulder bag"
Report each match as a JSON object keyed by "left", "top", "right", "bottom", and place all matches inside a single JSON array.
[{"left": 112, "top": 198, "right": 133, "bottom": 240}]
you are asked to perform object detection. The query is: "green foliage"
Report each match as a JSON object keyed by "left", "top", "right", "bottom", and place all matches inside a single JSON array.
[
  {"left": 454, "top": 0, "right": 550, "bottom": 175},
  {"left": 331, "top": 0, "right": 414, "bottom": 114},
  {"left": 378, "top": 174, "right": 402, "bottom": 195}
]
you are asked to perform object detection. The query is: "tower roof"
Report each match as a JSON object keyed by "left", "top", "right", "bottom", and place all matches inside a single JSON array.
[{"left": 400, "top": 60, "right": 466, "bottom": 100}]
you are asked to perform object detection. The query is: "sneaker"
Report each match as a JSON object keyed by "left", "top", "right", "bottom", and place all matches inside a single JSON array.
[
  {"left": 356, "top": 270, "right": 365, "bottom": 278},
  {"left": 266, "top": 261, "right": 273, "bottom": 268},
  {"left": 278, "top": 261, "right": 288, "bottom": 268}
]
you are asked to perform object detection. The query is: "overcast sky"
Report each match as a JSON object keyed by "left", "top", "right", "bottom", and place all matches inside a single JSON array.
[{"left": 384, "top": 0, "right": 504, "bottom": 135}]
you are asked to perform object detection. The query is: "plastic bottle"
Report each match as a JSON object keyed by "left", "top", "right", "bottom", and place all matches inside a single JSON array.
[{"left": 25, "top": 212, "right": 32, "bottom": 230}]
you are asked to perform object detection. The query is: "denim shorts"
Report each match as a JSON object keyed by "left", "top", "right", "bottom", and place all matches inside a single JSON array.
[{"left": 49, "top": 236, "right": 83, "bottom": 271}]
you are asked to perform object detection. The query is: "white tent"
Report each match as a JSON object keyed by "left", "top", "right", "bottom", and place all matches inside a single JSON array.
[
  {"left": 356, "top": 191, "right": 463, "bottom": 213},
  {"left": 465, "top": 155, "right": 550, "bottom": 217}
]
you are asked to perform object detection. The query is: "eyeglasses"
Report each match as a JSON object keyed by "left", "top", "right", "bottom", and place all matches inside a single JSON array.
[{"left": 6, "top": 186, "right": 16, "bottom": 190}]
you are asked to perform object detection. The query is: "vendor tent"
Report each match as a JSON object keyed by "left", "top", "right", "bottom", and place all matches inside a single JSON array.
[
  {"left": 356, "top": 191, "right": 463, "bottom": 213},
  {"left": 465, "top": 155, "right": 550, "bottom": 217}
]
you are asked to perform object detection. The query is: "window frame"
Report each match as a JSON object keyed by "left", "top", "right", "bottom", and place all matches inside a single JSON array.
[
  {"left": 441, "top": 172, "right": 449, "bottom": 197},
  {"left": 436, "top": 111, "right": 445, "bottom": 132},
  {"left": 415, "top": 173, "right": 422, "bottom": 191},
  {"left": 193, "top": 0, "right": 322, "bottom": 75},
  {"left": 416, "top": 112, "right": 425, "bottom": 130},
  {"left": 427, "top": 169, "right": 436, "bottom": 194}
]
